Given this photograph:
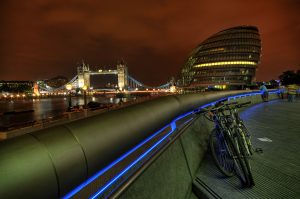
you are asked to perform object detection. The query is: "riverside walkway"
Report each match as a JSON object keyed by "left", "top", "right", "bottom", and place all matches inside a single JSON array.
[
  {"left": 1, "top": 92, "right": 298, "bottom": 198},
  {"left": 194, "top": 99, "right": 300, "bottom": 199}
]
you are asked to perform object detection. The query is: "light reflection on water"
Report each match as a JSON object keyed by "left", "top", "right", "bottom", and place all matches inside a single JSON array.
[{"left": 0, "top": 96, "right": 124, "bottom": 126}]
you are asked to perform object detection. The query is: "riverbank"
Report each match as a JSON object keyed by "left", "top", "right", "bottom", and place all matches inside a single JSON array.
[{"left": 0, "top": 94, "right": 166, "bottom": 140}]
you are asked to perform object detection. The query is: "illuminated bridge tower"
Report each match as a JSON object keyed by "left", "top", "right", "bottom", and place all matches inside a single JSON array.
[
  {"left": 77, "top": 61, "right": 90, "bottom": 88},
  {"left": 117, "top": 61, "right": 128, "bottom": 90},
  {"left": 180, "top": 26, "right": 262, "bottom": 88}
]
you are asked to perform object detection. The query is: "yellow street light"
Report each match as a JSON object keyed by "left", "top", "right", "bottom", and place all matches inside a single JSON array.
[
  {"left": 65, "top": 84, "right": 73, "bottom": 111},
  {"left": 66, "top": 84, "right": 73, "bottom": 91}
]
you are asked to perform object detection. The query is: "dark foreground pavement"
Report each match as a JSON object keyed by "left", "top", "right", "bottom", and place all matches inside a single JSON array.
[{"left": 194, "top": 100, "right": 300, "bottom": 199}]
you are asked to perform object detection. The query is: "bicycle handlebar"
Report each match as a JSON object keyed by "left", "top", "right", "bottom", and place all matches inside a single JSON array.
[
  {"left": 194, "top": 100, "right": 251, "bottom": 115},
  {"left": 235, "top": 101, "right": 251, "bottom": 108},
  {"left": 194, "top": 103, "right": 226, "bottom": 114},
  {"left": 226, "top": 101, "right": 238, "bottom": 105},
  {"left": 239, "top": 101, "right": 251, "bottom": 106}
]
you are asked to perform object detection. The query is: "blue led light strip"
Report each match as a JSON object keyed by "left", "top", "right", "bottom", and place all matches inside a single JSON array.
[
  {"left": 90, "top": 123, "right": 177, "bottom": 199},
  {"left": 64, "top": 90, "right": 280, "bottom": 198},
  {"left": 88, "top": 111, "right": 197, "bottom": 198},
  {"left": 63, "top": 110, "right": 194, "bottom": 199},
  {"left": 89, "top": 109, "right": 210, "bottom": 198},
  {"left": 63, "top": 124, "right": 170, "bottom": 199}
]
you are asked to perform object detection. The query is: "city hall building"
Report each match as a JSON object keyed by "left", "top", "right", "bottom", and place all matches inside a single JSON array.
[{"left": 180, "top": 26, "right": 261, "bottom": 89}]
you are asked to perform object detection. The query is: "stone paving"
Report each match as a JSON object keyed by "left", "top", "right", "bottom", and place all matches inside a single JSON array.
[{"left": 194, "top": 99, "right": 300, "bottom": 199}]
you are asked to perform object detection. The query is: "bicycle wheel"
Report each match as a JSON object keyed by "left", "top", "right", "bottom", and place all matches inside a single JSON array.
[
  {"left": 236, "top": 128, "right": 255, "bottom": 186},
  {"left": 239, "top": 123, "right": 253, "bottom": 156},
  {"left": 226, "top": 131, "right": 251, "bottom": 187},
  {"left": 210, "top": 128, "right": 234, "bottom": 177}
]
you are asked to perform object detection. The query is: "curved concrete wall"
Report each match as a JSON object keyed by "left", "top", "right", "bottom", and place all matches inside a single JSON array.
[{"left": 0, "top": 90, "right": 279, "bottom": 198}]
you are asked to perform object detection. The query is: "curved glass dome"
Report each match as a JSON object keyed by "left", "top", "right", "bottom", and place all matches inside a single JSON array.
[{"left": 180, "top": 26, "right": 261, "bottom": 87}]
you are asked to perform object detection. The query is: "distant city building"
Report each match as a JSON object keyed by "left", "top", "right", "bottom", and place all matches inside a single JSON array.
[
  {"left": 44, "top": 76, "right": 69, "bottom": 88},
  {"left": 0, "top": 81, "right": 33, "bottom": 93},
  {"left": 179, "top": 26, "right": 261, "bottom": 89}
]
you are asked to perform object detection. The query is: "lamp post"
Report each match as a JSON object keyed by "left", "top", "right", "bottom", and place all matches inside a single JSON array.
[
  {"left": 65, "top": 84, "right": 72, "bottom": 111},
  {"left": 82, "top": 85, "right": 87, "bottom": 108}
]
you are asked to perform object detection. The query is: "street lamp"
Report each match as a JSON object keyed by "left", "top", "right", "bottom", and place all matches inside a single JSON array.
[
  {"left": 82, "top": 85, "right": 87, "bottom": 108},
  {"left": 65, "top": 84, "right": 73, "bottom": 111}
]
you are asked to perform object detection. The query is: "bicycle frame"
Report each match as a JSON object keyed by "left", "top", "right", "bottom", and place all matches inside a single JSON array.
[{"left": 198, "top": 100, "right": 255, "bottom": 187}]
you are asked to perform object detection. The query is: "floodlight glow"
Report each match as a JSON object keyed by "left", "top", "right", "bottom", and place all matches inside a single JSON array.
[{"left": 65, "top": 84, "right": 73, "bottom": 90}]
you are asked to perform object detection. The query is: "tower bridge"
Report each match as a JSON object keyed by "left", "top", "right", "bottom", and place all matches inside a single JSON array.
[
  {"left": 37, "top": 61, "right": 172, "bottom": 93},
  {"left": 76, "top": 61, "right": 128, "bottom": 90}
]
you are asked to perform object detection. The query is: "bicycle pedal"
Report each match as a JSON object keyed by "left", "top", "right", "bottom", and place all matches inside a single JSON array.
[{"left": 255, "top": 148, "right": 263, "bottom": 153}]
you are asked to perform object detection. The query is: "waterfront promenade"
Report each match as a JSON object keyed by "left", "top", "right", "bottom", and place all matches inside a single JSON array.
[
  {"left": 1, "top": 92, "right": 299, "bottom": 198},
  {"left": 194, "top": 99, "right": 300, "bottom": 199}
]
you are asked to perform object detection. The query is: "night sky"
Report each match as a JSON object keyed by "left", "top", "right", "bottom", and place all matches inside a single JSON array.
[{"left": 1, "top": 0, "right": 299, "bottom": 86}]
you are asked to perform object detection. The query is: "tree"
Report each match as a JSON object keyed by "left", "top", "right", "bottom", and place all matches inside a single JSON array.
[
  {"left": 268, "top": 79, "right": 279, "bottom": 88},
  {"left": 296, "top": 70, "right": 300, "bottom": 84},
  {"left": 0, "top": 83, "right": 10, "bottom": 92},
  {"left": 279, "top": 70, "right": 298, "bottom": 85}
]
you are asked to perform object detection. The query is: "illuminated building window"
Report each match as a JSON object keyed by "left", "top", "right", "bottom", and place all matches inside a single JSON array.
[
  {"left": 194, "top": 61, "right": 257, "bottom": 68},
  {"left": 179, "top": 26, "right": 261, "bottom": 87}
]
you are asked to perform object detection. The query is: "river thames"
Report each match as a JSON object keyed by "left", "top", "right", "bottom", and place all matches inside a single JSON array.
[{"left": 0, "top": 96, "right": 123, "bottom": 127}]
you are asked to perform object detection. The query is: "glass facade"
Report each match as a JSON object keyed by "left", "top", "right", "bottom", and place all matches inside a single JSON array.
[{"left": 180, "top": 26, "right": 261, "bottom": 87}]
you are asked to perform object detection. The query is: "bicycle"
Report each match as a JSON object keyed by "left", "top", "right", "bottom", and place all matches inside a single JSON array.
[
  {"left": 195, "top": 99, "right": 254, "bottom": 187},
  {"left": 226, "top": 101, "right": 253, "bottom": 156},
  {"left": 222, "top": 101, "right": 254, "bottom": 186}
]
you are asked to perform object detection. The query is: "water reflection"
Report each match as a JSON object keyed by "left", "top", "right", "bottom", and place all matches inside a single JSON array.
[{"left": 0, "top": 96, "right": 125, "bottom": 127}]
